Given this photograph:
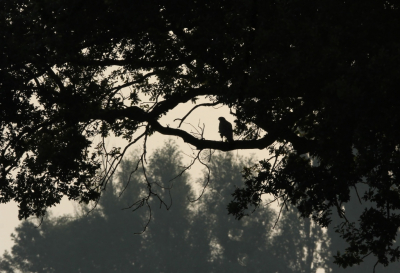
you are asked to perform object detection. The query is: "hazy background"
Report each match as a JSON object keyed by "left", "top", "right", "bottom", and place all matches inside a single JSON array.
[{"left": 0, "top": 99, "right": 262, "bottom": 254}]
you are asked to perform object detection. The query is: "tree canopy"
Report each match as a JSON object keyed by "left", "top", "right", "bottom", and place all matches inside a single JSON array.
[{"left": 2, "top": 0, "right": 400, "bottom": 269}]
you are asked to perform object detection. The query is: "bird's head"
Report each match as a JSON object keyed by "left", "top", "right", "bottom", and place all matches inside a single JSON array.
[{"left": 218, "top": 117, "right": 225, "bottom": 121}]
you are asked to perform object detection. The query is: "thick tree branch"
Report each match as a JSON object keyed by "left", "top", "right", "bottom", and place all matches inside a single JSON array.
[
  {"left": 254, "top": 111, "right": 313, "bottom": 155},
  {"left": 88, "top": 100, "right": 312, "bottom": 154},
  {"left": 88, "top": 105, "right": 276, "bottom": 151},
  {"left": 148, "top": 119, "right": 275, "bottom": 151}
]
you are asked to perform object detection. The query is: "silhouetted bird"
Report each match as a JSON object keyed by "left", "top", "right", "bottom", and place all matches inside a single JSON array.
[{"left": 218, "top": 117, "right": 233, "bottom": 142}]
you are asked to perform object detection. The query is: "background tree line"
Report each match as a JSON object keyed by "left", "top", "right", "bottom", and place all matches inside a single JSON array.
[{"left": 1, "top": 141, "right": 398, "bottom": 273}]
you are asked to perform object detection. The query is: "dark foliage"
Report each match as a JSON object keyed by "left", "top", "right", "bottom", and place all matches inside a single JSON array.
[{"left": 2, "top": 0, "right": 400, "bottom": 268}]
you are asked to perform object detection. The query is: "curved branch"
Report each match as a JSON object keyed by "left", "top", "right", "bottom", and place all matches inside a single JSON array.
[
  {"left": 174, "top": 102, "right": 220, "bottom": 128},
  {"left": 90, "top": 106, "right": 311, "bottom": 153},
  {"left": 85, "top": 94, "right": 311, "bottom": 154},
  {"left": 92, "top": 87, "right": 216, "bottom": 124},
  {"left": 149, "top": 119, "right": 275, "bottom": 151},
  {"left": 149, "top": 86, "right": 219, "bottom": 118}
]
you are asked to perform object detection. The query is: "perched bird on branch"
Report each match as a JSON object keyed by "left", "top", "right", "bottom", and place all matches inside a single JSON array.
[{"left": 218, "top": 117, "right": 233, "bottom": 142}]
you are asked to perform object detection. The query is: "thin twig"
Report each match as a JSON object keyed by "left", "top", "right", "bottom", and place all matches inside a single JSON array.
[
  {"left": 118, "top": 158, "right": 141, "bottom": 198},
  {"left": 373, "top": 260, "right": 379, "bottom": 273},
  {"left": 134, "top": 200, "right": 152, "bottom": 235},
  {"left": 354, "top": 185, "right": 362, "bottom": 204},
  {"left": 189, "top": 150, "right": 212, "bottom": 202},
  {"left": 273, "top": 196, "right": 287, "bottom": 229},
  {"left": 174, "top": 102, "right": 219, "bottom": 128},
  {"left": 361, "top": 251, "right": 373, "bottom": 260}
]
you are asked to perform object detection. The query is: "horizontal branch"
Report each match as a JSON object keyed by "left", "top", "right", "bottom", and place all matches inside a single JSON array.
[
  {"left": 86, "top": 95, "right": 311, "bottom": 154},
  {"left": 149, "top": 120, "right": 275, "bottom": 151}
]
